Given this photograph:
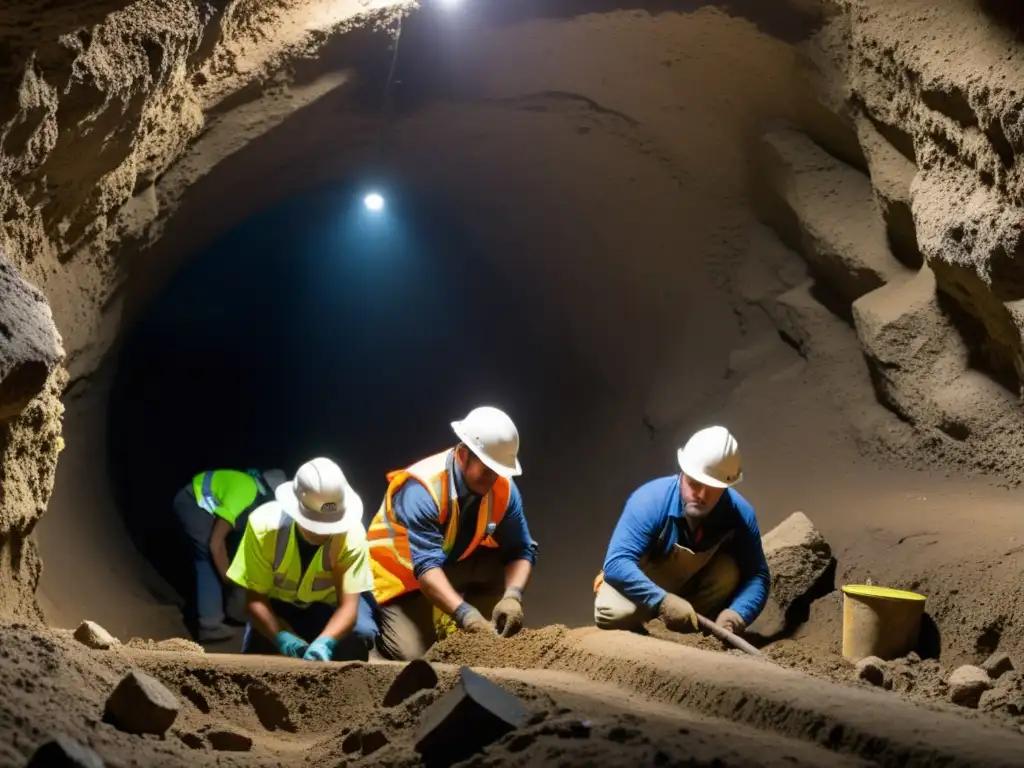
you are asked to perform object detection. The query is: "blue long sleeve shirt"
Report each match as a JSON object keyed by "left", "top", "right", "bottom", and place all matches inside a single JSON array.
[
  {"left": 392, "top": 457, "right": 538, "bottom": 580},
  {"left": 601, "top": 475, "right": 770, "bottom": 625}
]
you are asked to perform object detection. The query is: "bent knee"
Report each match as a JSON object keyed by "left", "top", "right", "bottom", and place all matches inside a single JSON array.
[{"left": 593, "top": 589, "right": 647, "bottom": 631}]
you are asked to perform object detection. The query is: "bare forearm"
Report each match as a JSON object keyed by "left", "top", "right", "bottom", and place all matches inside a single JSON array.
[
  {"left": 319, "top": 594, "right": 358, "bottom": 640},
  {"left": 504, "top": 559, "right": 532, "bottom": 592},
  {"left": 418, "top": 567, "right": 465, "bottom": 615},
  {"left": 208, "top": 519, "right": 234, "bottom": 580},
  {"left": 210, "top": 543, "right": 230, "bottom": 580},
  {"left": 245, "top": 592, "right": 281, "bottom": 641}
]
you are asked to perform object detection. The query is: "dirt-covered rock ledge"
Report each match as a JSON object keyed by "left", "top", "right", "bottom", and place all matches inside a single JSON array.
[{"left": 750, "top": 0, "right": 1024, "bottom": 481}]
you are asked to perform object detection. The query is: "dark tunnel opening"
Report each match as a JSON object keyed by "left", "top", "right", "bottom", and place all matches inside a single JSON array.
[{"left": 106, "top": 179, "right": 593, "bottom": 638}]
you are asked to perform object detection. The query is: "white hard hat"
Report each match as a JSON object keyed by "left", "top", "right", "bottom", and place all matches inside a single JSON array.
[
  {"left": 451, "top": 406, "right": 522, "bottom": 478},
  {"left": 261, "top": 469, "right": 288, "bottom": 494},
  {"left": 677, "top": 426, "right": 743, "bottom": 488},
  {"left": 275, "top": 458, "right": 363, "bottom": 535}
]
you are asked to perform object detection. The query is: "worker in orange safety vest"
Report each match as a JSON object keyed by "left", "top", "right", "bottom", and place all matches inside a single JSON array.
[{"left": 364, "top": 406, "right": 539, "bottom": 660}]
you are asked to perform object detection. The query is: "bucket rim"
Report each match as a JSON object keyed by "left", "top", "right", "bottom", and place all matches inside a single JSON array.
[{"left": 842, "top": 584, "right": 926, "bottom": 602}]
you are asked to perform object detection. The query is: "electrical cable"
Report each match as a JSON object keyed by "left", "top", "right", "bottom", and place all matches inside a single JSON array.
[{"left": 375, "top": 11, "right": 404, "bottom": 166}]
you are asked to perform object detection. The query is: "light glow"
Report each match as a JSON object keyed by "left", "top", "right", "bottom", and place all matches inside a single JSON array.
[{"left": 363, "top": 192, "right": 385, "bottom": 212}]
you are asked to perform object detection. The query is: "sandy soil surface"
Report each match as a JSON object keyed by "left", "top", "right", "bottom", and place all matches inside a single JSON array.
[{"left": 6, "top": 619, "right": 1024, "bottom": 768}]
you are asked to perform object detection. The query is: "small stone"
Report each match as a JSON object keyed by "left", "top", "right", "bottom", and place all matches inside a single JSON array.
[
  {"left": 73, "top": 621, "right": 119, "bottom": 651},
  {"left": 855, "top": 656, "right": 887, "bottom": 687},
  {"left": 104, "top": 670, "right": 180, "bottom": 735},
  {"left": 948, "top": 665, "right": 992, "bottom": 708},
  {"left": 27, "top": 734, "right": 105, "bottom": 767},
  {"left": 981, "top": 652, "right": 1015, "bottom": 680}
]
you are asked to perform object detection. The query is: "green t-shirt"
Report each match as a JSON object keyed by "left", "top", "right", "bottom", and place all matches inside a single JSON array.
[{"left": 192, "top": 469, "right": 261, "bottom": 527}]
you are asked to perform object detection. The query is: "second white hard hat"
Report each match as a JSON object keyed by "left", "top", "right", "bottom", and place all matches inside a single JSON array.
[
  {"left": 275, "top": 457, "right": 363, "bottom": 535},
  {"left": 451, "top": 406, "right": 522, "bottom": 478},
  {"left": 677, "top": 426, "right": 742, "bottom": 488}
]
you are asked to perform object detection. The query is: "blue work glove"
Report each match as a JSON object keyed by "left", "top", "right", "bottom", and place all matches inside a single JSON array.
[
  {"left": 274, "top": 630, "right": 309, "bottom": 658},
  {"left": 303, "top": 636, "right": 337, "bottom": 662}
]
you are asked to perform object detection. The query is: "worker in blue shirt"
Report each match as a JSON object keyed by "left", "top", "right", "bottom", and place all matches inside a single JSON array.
[
  {"left": 593, "top": 426, "right": 769, "bottom": 637},
  {"left": 367, "top": 406, "right": 539, "bottom": 661}
]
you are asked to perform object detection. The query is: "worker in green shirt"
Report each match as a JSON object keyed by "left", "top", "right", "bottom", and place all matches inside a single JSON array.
[
  {"left": 172, "top": 467, "right": 286, "bottom": 642},
  {"left": 227, "top": 457, "right": 378, "bottom": 662}
]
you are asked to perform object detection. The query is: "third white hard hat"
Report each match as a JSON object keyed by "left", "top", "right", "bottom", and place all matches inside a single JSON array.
[
  {"left": 451, "top": 406, "right": 522, "bottom": 477},
  {"left": 677, "top": 426, "right": 742, "bottom": 488}
]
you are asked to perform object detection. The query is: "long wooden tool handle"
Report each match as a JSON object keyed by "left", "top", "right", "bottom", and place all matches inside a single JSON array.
[{"left": 697, "top": 613, "right": 763, "bottom": 657}]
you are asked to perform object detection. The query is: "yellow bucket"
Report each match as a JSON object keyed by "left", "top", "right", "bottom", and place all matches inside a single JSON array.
[{"left": 841, "top": 584, "right": 926, "bottom": 662}]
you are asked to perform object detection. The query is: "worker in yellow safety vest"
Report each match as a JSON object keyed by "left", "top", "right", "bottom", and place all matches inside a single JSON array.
[
  {"left": 226, "top": 458, "right": 378, "bottom": 662},
  {"left": 365, "top": 406, "right": 539, "bottom": 661}
]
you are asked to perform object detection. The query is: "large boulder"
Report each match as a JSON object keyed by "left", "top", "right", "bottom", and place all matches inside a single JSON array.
[{"left": 747, "top": 511, "right": 835, "bottom": 640}]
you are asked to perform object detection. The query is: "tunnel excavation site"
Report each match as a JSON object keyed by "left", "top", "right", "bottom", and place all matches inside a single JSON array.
[{"left": 3, "top": 0, "right": 1024, "bottom": 765}]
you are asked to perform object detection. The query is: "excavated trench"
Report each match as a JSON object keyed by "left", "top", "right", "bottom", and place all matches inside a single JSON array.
[{"left": 3, "top": 0, "right": 1024, "bottom": 765}]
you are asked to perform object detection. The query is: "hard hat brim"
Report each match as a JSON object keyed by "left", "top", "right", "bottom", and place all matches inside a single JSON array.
[
  {"left": 677, "top": 449, "right": 742, "bottom": 488},
  {"left": 451, "top": 420, "right": 523, "bottom": 478},
  {"left": 275, "top": 481, "right": 362, "bottom": 535}
]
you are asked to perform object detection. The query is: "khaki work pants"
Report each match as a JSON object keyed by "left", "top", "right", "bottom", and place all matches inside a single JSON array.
[
  {"left": 376, "top": 548, "right": 506, "bottom": 661},
  {"left": 594, "top": 551, "right": 740, "bottom": 630}
]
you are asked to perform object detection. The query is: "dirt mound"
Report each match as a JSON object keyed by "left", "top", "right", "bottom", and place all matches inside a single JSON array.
[
  {"left": 124, "top": 637, "right": 205, "bottom": 654},
  {"left": 0, "top": 620, "right": 867, "bottom": 767}
]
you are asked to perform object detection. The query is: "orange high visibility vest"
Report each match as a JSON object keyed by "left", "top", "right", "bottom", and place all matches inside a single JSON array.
[{"left": 367, "top": 449, "right": 511, "bottom": 605}]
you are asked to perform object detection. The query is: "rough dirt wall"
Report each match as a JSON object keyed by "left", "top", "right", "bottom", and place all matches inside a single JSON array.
[
  {"left": 752, "top": 0, "right": 1024, "bottom": 481},
  {"left": 0, "top": 0, "right": 407, "bottom": 622}
]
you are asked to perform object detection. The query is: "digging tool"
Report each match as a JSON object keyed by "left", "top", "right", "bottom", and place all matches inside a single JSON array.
[{"left": 696, "top": 613, "right": 763, "bottom": 658}]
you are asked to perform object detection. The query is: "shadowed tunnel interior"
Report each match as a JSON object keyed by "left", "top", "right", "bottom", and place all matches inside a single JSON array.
[{"left": 107, "top": 179, "right": 592, "bottom": 631}]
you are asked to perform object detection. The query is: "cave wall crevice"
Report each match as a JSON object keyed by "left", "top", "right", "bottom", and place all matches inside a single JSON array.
[{"left": 742, "top": 0, "right": 1024, "bottom": 482}]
